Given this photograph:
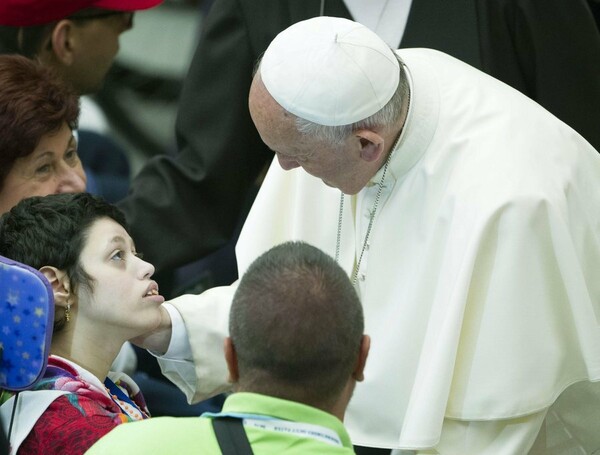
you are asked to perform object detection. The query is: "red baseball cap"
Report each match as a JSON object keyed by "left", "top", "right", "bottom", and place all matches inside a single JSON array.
[{"left": 0, "top": 0, "right": 164, "bottom": 27}]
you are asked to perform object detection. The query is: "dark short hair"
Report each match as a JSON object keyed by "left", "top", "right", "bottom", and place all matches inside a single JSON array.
[
  {"left": 0, "top": 54, "right": 79, "bottom": 190},
  {"left": 230, "top": 241, "right": 364, "bottom": 406},
  {"left": 0, "top": 193, "right": 127, "bottom": 330}
]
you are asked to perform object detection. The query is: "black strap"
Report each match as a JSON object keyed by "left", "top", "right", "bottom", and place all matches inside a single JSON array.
[
  {"left": 7, "top": 392, "right": 19, "bottom": 448},
  {"left": 212, "top": 417, "right": 254, "bottom": 455}
]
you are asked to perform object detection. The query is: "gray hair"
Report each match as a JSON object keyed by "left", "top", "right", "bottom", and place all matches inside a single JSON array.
[{"left": 294, "top": 53, "right": 409, "bottom": 145}]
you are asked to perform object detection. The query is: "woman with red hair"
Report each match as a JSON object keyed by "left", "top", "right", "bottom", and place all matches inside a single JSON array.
[{"left": 0, "top": 54, "right": 86, "bottom": 214}]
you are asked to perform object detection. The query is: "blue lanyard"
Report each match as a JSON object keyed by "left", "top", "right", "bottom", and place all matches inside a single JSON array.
[{"left": 104, "top": 377, "right": 147, "bottom": 420}]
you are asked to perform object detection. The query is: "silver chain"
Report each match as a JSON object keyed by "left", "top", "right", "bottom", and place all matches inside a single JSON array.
[
  {"left": 334, "top": 192, "right": 344, "bottom": 261},
  {"left": 335, "top": 139, "right": 398, "bottom": 285},
  {"left": 335, "top": 62, "right": 410, "bottom": 285}
]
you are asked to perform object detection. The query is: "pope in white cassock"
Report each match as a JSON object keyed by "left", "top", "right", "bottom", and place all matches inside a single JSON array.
[{"left": 150, "top": 17, "right": 600, "bottom": 454}]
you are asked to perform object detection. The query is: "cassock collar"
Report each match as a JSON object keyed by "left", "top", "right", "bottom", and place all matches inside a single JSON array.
[{"left": 367, "top": 49, "right": 440, "bottom": 187}]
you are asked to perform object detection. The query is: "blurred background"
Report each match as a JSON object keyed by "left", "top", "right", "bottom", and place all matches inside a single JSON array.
[{"left": 82, "top": 0, "right": 210, "bottom": 176}]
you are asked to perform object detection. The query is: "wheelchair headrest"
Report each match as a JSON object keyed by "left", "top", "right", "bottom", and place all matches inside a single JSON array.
[{"left": 0, "top": 255, "right": 54, "bottom": 391}]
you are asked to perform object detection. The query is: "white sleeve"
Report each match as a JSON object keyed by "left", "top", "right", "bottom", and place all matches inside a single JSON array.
[
  {"left": 146, "top": 303, "right": 198, "bottom": 403},
  {"left": 155, "top": 287, "right": 237, "bottom": 404},
  {"left": 160, "top": 303, "right": 192, "bottom": 360}
]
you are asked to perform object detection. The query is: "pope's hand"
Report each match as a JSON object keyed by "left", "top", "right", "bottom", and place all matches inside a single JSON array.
[{"left": 130, "top": 304, "right": 172, "bottom": 355}]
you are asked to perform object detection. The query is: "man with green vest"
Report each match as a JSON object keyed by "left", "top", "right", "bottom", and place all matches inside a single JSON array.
[{"left": 87, "top": 241, "right": 370, "bottom": 454}]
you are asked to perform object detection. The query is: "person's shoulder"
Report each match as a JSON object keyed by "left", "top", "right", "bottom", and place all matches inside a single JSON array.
[
  {"left": 21, "top": 394, "right": 117, "bottom": 455},
  {"left": 118, "top": 415, "right": 207, "bottom": 435},
  {"left": 86, "top": 416, "right": 211, "bottom": 454},
  {"left": 44, "top": 393, "right": 118, "bottom": 426}
]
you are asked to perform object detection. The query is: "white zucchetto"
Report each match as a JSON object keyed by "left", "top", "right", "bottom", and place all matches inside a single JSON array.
[{"left": 260, "top": 16, "right": 400, "bottom": 126}]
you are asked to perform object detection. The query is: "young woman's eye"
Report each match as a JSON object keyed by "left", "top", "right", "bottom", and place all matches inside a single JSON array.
[
  {"left": 110, "top": 250, "right": 125, "bottom": 262},
  {"left": 133, "top": 251, "right": 144, "bottom": 259}
]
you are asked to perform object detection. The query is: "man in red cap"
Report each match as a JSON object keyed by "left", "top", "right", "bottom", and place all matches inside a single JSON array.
[{"left": 0, "top": 0, "right": 162, "bottom": 95}]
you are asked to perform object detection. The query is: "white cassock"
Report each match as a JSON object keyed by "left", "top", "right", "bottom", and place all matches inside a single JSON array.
[{"left": 158, "top": 49, "right": 600, "bottom": 453}]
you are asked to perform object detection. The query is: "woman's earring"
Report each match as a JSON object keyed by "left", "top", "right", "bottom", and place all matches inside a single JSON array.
[{"left": 64, "top": 303, "right": 71, "bottom": 323}]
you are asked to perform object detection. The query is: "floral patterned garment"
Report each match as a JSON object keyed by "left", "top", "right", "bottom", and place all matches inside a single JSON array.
[{"left": 1, "top": 355, "right": 149, "bottom": 455}]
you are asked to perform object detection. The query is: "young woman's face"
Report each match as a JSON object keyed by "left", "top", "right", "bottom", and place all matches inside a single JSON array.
[{"left": 75, "top": 217, "right": 164, "bottom": 338}]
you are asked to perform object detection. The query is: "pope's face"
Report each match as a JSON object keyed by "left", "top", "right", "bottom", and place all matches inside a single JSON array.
[
  {"left": 0, "top": 122, "right": 86, "bottom": 215},
  {"left": 249, "top": 74, "right": 368, "bottom": 195}
]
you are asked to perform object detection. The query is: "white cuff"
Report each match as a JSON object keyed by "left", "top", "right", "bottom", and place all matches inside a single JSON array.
[{"left": 151, "top": 303, "right": 192, "bottom": 361}]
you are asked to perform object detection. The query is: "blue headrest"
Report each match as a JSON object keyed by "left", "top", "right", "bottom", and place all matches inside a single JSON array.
[{"left": 0, "top": 255, "right": 54, "bottom": 391}]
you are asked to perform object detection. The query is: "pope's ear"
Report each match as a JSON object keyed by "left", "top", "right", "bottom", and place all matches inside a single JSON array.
[
  {"left": 39, "top": 266, "right": 72, "bottom": 308},
  {"left": 356, "top": 129, "right": 385, "bottom": 163}
]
